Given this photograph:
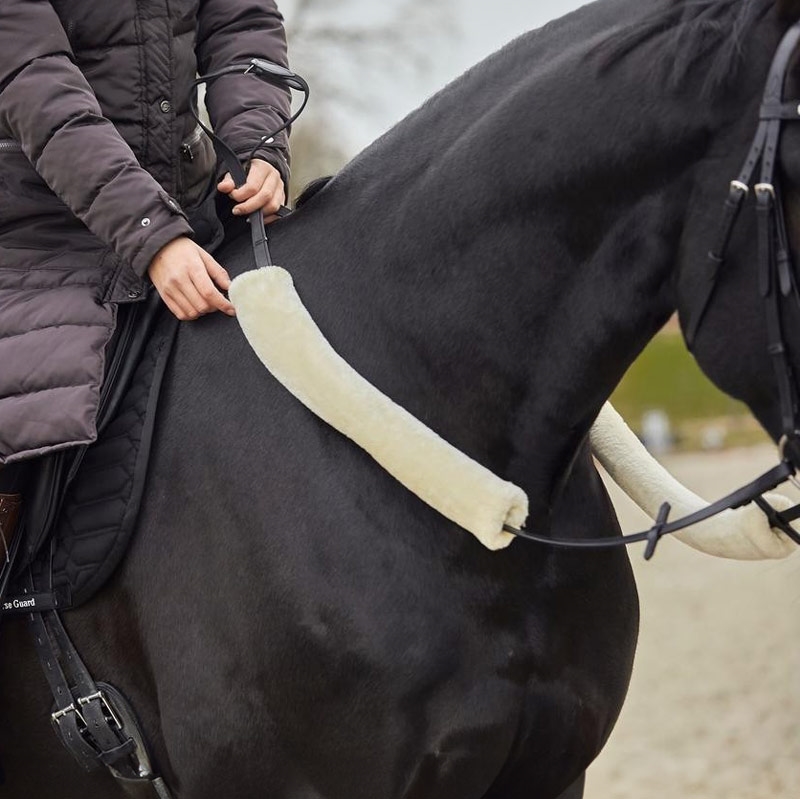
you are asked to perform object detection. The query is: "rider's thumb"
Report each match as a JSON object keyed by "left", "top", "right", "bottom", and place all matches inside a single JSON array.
[{"left": 217, "top": 172, "right": 235, "bottom": 193}]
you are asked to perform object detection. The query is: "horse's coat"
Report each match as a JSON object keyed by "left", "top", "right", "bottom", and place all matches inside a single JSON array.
[{"left": 2, "top": 2, "right": 799, "bottom": 798}]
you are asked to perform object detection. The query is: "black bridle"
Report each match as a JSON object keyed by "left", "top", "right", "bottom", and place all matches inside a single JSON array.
[{"left": 505, "top": 20, "right": 800, "bottom": 558}]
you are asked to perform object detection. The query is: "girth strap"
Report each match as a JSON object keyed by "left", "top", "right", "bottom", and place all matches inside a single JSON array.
[
  {"left": 25, "top": 570, "right": 172, "bottom": 795},
  {"left": 29, "top": 607, "right": 108, "bottom": 770}
]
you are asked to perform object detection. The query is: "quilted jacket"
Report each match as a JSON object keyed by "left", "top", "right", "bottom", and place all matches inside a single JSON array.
[{"left": 0, "top": 0, "right": 291, "bottom": 463}]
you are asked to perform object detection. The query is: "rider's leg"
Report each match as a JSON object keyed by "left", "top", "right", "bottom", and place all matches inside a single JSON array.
[{"left": 0, "top": 462, "right": 33, "bottom": 558}]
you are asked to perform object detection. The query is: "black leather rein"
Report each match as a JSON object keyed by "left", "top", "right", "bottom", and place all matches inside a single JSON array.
[
  {"left": 189, "top": 58, "right": 310, "bottom": 269},
  {"left": 505, "top": 458, "right": 800, "bottom": 559}
]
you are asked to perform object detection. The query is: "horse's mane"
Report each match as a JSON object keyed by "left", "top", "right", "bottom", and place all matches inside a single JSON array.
[{"left": 595, "top": 0, "right": 773, "bottom": 93}]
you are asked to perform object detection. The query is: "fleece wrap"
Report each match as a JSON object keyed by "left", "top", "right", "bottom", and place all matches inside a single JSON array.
[
  {"left": 229, "top": 267, "right": 527, "bottom": 550},
  {"left": 590, "top": 403, "right": 797, "bottom": 560},
  {"left": 230, "top": 269, "right": 797, "bottom": 560}
]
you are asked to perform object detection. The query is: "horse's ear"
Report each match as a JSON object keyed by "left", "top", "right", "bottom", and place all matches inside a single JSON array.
[{"left": 778, "top": 0, "right": 800, "bottom": 22}]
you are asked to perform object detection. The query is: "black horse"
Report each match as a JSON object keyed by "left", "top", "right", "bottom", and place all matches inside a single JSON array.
[{"left": 2, "top": 0, "right": 799, "bottom": 796}]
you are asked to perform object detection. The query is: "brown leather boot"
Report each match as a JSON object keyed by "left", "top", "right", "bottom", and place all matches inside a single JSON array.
[{"left": 0, "top": 493, "right": 21, "bottom": 560}]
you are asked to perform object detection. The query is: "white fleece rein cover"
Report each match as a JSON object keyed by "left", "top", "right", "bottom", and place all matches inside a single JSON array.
[
  {"left": 230, "top": 267, "right": 797, "bottom": 560},
  {"left": 590, "top": 403, "right": 796, "bottom": 560},
  {"left": 229, "top": 267, "right": 526, "bottom": 550}
]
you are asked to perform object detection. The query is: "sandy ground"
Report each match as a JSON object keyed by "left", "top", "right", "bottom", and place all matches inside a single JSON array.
[{"left": 586, "top": 444, "right": 800, "bottom": 799}]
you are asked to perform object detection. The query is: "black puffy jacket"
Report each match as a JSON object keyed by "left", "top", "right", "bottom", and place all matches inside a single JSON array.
[{"left": 0, "top": 0, "right": 291, "bottom": 462}]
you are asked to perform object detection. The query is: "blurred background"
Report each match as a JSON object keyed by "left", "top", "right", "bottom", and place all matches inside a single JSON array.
[{"left": 279, "top": 2, "right": 799, "bottom": 797}]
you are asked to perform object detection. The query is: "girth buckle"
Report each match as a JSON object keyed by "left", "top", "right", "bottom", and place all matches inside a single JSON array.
[
  {"left": 755, "top": 182, "right": 776, "bottom": 199},
  {"left": 52, "top": 702, "right": 86, "bottom": 727},
  {"left": 78, "top": 690, "right": 124, "bottom": 731},
  {"left": 730, "top": 180, "right": 749, "bottom": 196}
]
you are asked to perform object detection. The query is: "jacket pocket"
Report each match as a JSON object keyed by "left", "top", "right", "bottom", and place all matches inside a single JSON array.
[{"left": 178, "top": 126, "right": 216, "bottom": 210}]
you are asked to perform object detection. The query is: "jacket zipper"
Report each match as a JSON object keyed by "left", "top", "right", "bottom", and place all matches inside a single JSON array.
[
  {"left": 0, "top": 139, "right": 21, "bottom": 152},
  {"left": 180, "top": 125, "right": 204, "bottom": 162}
]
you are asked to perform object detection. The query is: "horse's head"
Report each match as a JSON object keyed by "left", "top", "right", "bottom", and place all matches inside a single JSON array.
[{"left": 678, "top": 0, "right": 800, "bottom": 465}]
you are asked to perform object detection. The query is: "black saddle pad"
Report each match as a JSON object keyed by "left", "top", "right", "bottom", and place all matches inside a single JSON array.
[
  {"left": 22, "top": 306, "right": 178, "bottom": 609},
  {"left": 8, "top": 188, "right": 222, "bottom": 611}
]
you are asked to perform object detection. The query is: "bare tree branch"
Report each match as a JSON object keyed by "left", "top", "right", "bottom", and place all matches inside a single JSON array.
[{"left": 279, "top": 0, "right": 456, "bottom": 197}]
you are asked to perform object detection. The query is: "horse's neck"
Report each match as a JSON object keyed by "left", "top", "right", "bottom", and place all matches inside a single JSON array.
[{"left": 279, "top": 6, "right": 761, "bottom": 519}]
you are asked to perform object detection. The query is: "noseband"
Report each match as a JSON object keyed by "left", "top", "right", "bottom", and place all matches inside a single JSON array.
[{"left": 506, "top": 20, "right": 800, "bottom": 557}]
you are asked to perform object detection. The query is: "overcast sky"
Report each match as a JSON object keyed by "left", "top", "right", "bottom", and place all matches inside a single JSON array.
[
  {"left": 451, "top": 0, "right": 588, "bottom": 66},
  {"left": 282, "top": 0, "right": 590, "bottom": 153}
]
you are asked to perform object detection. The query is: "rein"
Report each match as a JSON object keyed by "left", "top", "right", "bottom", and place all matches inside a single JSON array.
[
  {"left": 505, "top": 459, "right": 800, "bottom": 559},
  {"left": 189, "top": 59, "right": 310, "bottom": 268},
  {"left": 209, "top": 56, "right": 800, "bottom": 559},
  {"left": 504, "top": 20, "right": 800, "bottom": 557}
]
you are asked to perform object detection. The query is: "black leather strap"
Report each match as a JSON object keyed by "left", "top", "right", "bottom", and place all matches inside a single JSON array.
[
  {"left": 28, "top": 604, "right": 102, "bottom": 770},
  {"left": 47, "top": 612, "right": 138, "bottom": 770},
  {"left": 506, "top": 460, "right": 798, "bottom": 554},
  {"left": 189, "top": 58, "right": 310, "bottom": 271},
  {"left": 754, "top": 496, "right": 800, "bottom": 545},
  {"left": 685, "top": 21, "right": 800, "bottom": 348},
  {"left": 23, "top": 559, "right": 152, "bottom": 778}
]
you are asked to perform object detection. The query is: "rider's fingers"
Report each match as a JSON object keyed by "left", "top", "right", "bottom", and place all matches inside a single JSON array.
[
  {"left": 228, "top": 180, "right": 259, "bottom": 203},
  {"left": 228, "top": 166, "right": 269, "bottom": 202},
  {"left": 161, "top": 287, "right": 200, "bottom": 321},
  {"left": 178, "top": 268, "right": 216, "bottom": 317},
  {"left": 228, "top": 160, "right": 278, "bottom": 203},
  {"left": 189, "top": 259, "right": 235, "bottom": 316},
  {"left": 200, "top": 252, "right": 232, "bottom": 291},
  {"left": 233, "top": 175, "right": 284, "bottom": 216}
]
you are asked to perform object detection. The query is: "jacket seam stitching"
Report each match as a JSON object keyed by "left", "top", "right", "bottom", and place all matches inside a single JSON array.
[
  {"left": 0, "top": 323, "right": 109, "bottom": 344},
  {"left": 0, "top": 383, "right": 101, "bottom": 402}
]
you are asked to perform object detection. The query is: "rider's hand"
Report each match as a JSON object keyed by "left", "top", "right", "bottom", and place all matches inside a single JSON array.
[
  {"left": 217, "top": 158, "right": 286, "bottom": 222},
  {"left": 147, "top": 236, "right": 235, "bottom": 321}
]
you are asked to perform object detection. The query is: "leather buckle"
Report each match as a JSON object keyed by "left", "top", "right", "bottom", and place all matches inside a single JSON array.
[
  {"left": 755, "top": 182, "right": 776, "bottom": 200},
  {"left": 52, "top": 702, "right": 86, "bottom": 726},
  {"left": 730, "top": 180, "right": 749, "bottom": 196},
  {"left": 78, "top": 690, "right": 124, "bottom": 731}
]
